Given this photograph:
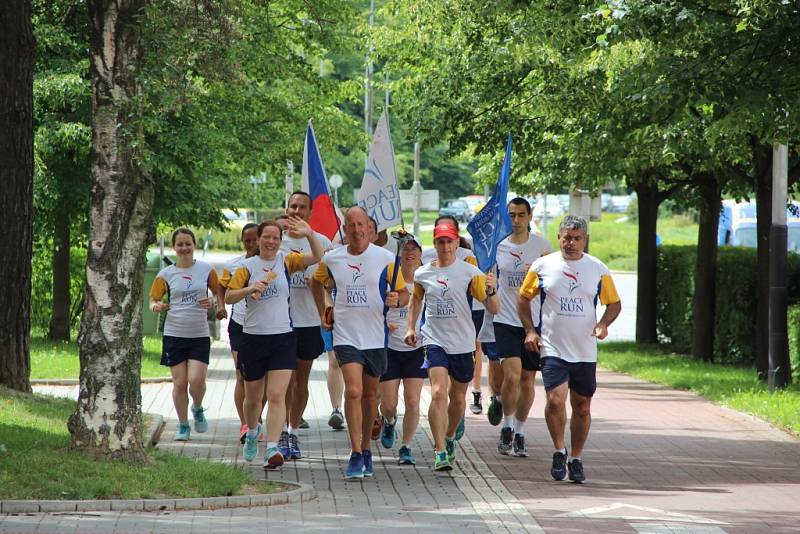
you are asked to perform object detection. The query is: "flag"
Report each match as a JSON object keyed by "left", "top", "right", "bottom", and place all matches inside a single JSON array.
[
  {"left": 467, "top": 134, "right": 514, "bottom": 271},
  {"left": 302, "top": 121, "right": 340, "bottom": 240},
  {"left": 357, "top": 110, "right": 402, "bottom": 231}
]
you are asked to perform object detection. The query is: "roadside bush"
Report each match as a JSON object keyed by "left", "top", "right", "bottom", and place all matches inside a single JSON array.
[
  {"left": 655, "top": 245, "right": 695, "bottom": 352},
  {"left": 30, "top": 242, "right": 86, "bottom": 332},
  {"left": 789, "top": 305, "right": 800, "bottom": 377}
]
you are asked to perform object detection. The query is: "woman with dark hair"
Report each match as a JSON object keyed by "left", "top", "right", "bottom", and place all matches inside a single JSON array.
[{"left": 150, "top": 228, "right": 226, "bottom": 441}]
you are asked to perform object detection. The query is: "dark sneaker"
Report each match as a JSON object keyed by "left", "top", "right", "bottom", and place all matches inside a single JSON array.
[
  {"left": 433, "top": 450, "right": 452, "bottom": 471},
  {"left": 568, "top": 459, "right": 586, "bottom": 483},
  {"left": 362, "top": 449, "right": 374, "bottom": 477},
  {"left": 299, "top": 417, "right": 310, "bottom": 429},
  {"left": 288, "top": 433, "right": 302, "bottom": 460},
  {"left": 446, "top": 437, "right": 456, "bottom": 463},
  {"left": 454, "top": 415, "right": 465, "bottom": 441},
  {"left": 328, "top": 409, "right": 345, "bottom": 430},
  {"left": 487, "top": 396, "right": 502, "bottom": 426},
  {"left": 345, "top": 452, "right": 364, "bottom": 480},
  {"left": 512, "top": 433, "right": 528, "bottom": 457},
  {"left": 469, "top": 390, "right": 482, "bottom": 414},
  {"left": 371, "top": 416, "right": 382, "bottom": 440},
  {"left": 497, "top": 426, "right": 513, "bottom": 455},
  {"left": 380, "top": 416, "right": 397, "bottom": 449},
  {"left": 398, "top": 445, "right": 416, "bottom": 465},
  {"left": 551, "top": 450, "right": 568, "bottom": 481},
  {"left": 278, "top": 430, "right": 291, "bottom": 459}
]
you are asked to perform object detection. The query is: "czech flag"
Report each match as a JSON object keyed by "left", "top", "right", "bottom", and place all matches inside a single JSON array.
[{"left": 302, "top": 121, "right": 341, "bottom": 240}]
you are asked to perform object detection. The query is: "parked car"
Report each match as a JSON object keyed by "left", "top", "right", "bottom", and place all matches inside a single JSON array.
[
  {"left": 532, "top": 195, "right": 564, "bottom": 219},
  {"left": 607, "top": 194, "right": 634, "bottom": 213},
  {"left": 222, "top": 208, "right": 257, "bottom": 229},
  {"left": 460, "top": 195, "right": 486, "bottom": 214},
  {"left": 439, "top": 199, "right": 472, "bottom": 222},
  {"left": 718, "top": 200, "right": 800, "bottom": 252}
]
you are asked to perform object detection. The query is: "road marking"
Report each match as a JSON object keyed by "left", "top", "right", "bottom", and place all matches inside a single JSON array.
[
  {"left": 558, "top": 502, "right": 727, "bottom": 525},
  {"left": 631, "top": 523, "right": 728, "bottom": 533}
]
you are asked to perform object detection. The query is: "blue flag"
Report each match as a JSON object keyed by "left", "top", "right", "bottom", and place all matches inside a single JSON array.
[{"left": 468, "top": 135, "right": 513, "bottom": 272}]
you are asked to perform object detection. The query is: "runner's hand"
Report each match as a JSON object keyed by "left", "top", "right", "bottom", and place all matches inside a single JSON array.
[
  {"left": 152, "top": 302, "right": 169, "bottom": 313},
  {"left": 404, "top": 330, "right": 417, "bottom": 347},
  {"left": 250, "top": 279, "right": 268, "bottom": 299},
  {"left": 216, "top": 307, "right": 228, "bottom": 320},
  {"left": 592, "top": 322, "right": 608, "bottom": 340},
  {"left": 385, "top": 291, "right": 399, "bottom": 308},
  {"left": 485, "top": 271, "right": 497, "bottom": 291},
  {"left": 524, "top": 330, "right": 541, "bottom": 353},
  {"left": 285, "top": 216, "right": 311, "bottom": 238}
]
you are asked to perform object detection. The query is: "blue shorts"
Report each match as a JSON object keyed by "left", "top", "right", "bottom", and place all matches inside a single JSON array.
[
  {"left": 320, "top": 326, "right": 333, "bottom": 352},
  {"left": 334, "top": 345, "right": 387, "bottom": 378},
  {"left": 471, "top": 309, "right": 485, "bottom": 336},
  {"left": 493, "top": 322, "right": 541, "bottom": 371},
  {"left": 227, "top": 319, "right": 244, "bottom": 352},
  {"left": 381, "top": 347, "right": 427, "bottom": 382},
  {"left": 238, "top": 331, "right": 297, "bottom": 381},
  {"left": 481, "top": 342, "right": 500, "bottom": 361},
  {"left": 161, "top": 336, "right": 210, "bottom": 367},
  {"left": 295, "top": 325, "right": 324, "bottom": 361},
  {"left": 422, "top": 345, "right": 474, "bottom": 384},
  {"left": 540, "top": 357, "right": 597, "bottom": 397}
]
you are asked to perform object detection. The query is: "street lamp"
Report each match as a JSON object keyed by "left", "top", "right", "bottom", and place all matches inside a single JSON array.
[{"left": 329, "top": 173, "right": 343, "bottom": 206}]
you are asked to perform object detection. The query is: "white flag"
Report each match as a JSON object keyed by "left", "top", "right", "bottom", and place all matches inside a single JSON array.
[{"left": 357, "top": 110, "right": 402, "bottom": 231}]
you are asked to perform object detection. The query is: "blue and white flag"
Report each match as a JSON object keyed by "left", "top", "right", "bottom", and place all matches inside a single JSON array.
[
  {"left": 468, "top": 134, "right": 514, "bottom": 272},
  {"left": 357, "top": 110, "right": 402, "bottom": 231}
]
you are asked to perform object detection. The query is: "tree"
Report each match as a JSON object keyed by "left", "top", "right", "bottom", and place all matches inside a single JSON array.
[{"left": 0, "top": 0, "right": 35, "bottom": 393}]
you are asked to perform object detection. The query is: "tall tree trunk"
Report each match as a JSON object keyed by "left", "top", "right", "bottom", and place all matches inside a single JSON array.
[
  {"left": 691, "top": 174, "right": 721, "bottom": 362},
  {"left": 0, "top": 0, "right": 34, "bottom": 393},
  {"left": 48, "top": 208, "right": 71, "bottom": 341},
  {"left": 635, "top": 181, "right": 660, "bottom": 344},
  {"left": 68, "top": 0, "right": 151, "bottom": 463},
  {"left": 754, "top": 142, "right": 772, "bottom": 380}
]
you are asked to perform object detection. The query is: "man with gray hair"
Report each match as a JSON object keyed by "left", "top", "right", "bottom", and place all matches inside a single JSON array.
[{"left": 517, "top": 215, "right": 621, "bottom": 483}]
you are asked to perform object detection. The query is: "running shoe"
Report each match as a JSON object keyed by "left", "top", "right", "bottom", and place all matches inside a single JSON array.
[
  {"left": 242, "top": 435, "right": 258, "bottom": 462},
  {"left": 239, "top": 424, "right": 248, "bottom": 444},
  {"left": 288, "top": 433, "right": 302, "bottom": 460},
  {"left": 446, "top": 437, "right": 456, "bottom": 464},
  {"left": 455, "top": 415, "right": 465, "bottom": 441},
  {"left": 512, "top": 433, "right": 528, "bottom": 457},
  {"left": 433, "top": 450, "right": 452, "bottom": 472},
  {"left": 191, "top": 405, "right": 208, "bottom": 433},
  {"left": 469, "top": 390, "right": 482, "bottom": 414},
  {"left": 328, "top": 409, "right": 345, "bottom": 430},
  {"left": 278, "top": 430, "right": 291, "bottom": 459},
  {"left": 299, "top": 417, "right": 310, "bottom": 429},
  {"left": 487, "top": 396, "right": 502, "bottom": 426},
  {"left": 398, "top": 445, "right": 416, "bottom": 465},
  {"left": 362, "top": 449, "right": 374, "bottom": 477},
  {"left": 380, "top": 416, "right": 397, "bottom": 449},
  {"left": 263, "top": 446, "right": 284, "bottom": 470},
  {"left": 371, "top": 416, "right": 382, "bottom": 440},
  {"left": 568, "top": 458, "right": 586, "bottom": 483},
  {"left": 345, "top": 451, "right": 365, "bottom": 480},
  {"left": 551, "top": 450, "right": 568, "bottom": 481},
  {"left": 173, "top": 422, "right": 191, "bottom": 442},
  {"left": 497, "top": 426, "right": 513, "bottom": 455}
]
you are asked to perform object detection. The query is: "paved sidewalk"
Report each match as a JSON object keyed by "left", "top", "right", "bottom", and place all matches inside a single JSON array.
[{"left": 8, "top": 336, "right": 800, "bottom": 533}]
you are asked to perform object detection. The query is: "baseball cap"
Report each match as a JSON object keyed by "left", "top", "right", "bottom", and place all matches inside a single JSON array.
[{"left": 433, "top": 223, "right": 459, "bottom": 241}]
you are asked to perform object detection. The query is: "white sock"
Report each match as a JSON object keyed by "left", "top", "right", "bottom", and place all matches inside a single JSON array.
[
  {"left": 267, "top": 441, "right": 277, "bottom": 450},
  {"left": 514, "top": 418, "right": 526, "bottom": 436},
  {"left": 556, "top": 448, "right": 567, "bottom": 455},
  {"left": 495, "top": 395, "right": 502, "bottom": 402},
  {"left": 385, "top": 416, "right": 396, "bottom": 425},
  {"left": 503, "top": 415, "right": 514, "bottom": 428},
  {"left": 288, "top": 426, "right": 299, "bottom": 436},
  {"left": 569, "top": 455, "right": 581, "bottom": 462},
  {"left": 282, "top": 422, "right": 288, "bottom": 432}
]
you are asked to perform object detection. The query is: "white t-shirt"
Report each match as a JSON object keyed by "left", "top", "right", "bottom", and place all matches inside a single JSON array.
[
  {"left": 280, "top": 231, "right": 332, "bottom": 327},
  {"left": 313, "top": 244, "right": 405, "bottom": 350},
  {"left": 150, "top": 261, "right": 218, "bottom": 338},
  {"left": 386, "top": 286, "right": 422, "bottom": 352},
  {"left": 413, "top": 260, "right": 488, "bottom": 354},
  {"left": 221, "top": 253, "right": 248, "bottom": 325},
  {"left": 422, "top": 246, "right": 485, "bottom": 312},
  {"left": 228, "top": 251, "right": 306, "bottom": 335},
  {"left": 494, "top": 234, "right": 551, "bottom": 328},
  {"left": 519, "top": 252, "right": 620, "bottom": 363}
]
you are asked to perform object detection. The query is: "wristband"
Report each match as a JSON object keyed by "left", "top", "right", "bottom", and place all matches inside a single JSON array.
[{"left": 486, "top": 287, "right": 497, "bottom": 297}]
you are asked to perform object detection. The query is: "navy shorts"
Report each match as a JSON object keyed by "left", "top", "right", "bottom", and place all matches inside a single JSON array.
[
  {"left": 540, "top": 357, "right": 597, "bottom": 397},
  {"left": 161, "top": 336, "right": 210, "bottom": 367},
  {"left": 227, "top": 319, "right": 244, "bottom": 352},
  {"left": 422, "top": 345, "right": 474, "bottom": 384},
  {"left": 320, "top": 327, "right": 333, "bottom": 352},
  {"left": 381, "top": 347, "right": 427, "bottom": 382},
  {"left": 238, "top": 331, "right": 297, "bottom": 381},
  {"left": 493, "top": 322, "right": 540, "bottom": 371},
  {"left": 471, "top": 309, "right": 485, "bottom": 336},
  {"left": 334, "top": 345, "right": 387, "bottom": 378},
  {"left": 295, "top": 325, "right": 324, "bottom": 361},
  {"left": 481, "top": 342, "right": 500, "bottom": 361}
]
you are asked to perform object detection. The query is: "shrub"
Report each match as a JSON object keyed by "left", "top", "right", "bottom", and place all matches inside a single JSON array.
[
  {"left": 31, "top": 242, "right": 86, "bottom": 332},
  {"left": 655, "top": 245, "right": 695, "bottom": 352},
  {"left": 789, "top": 305, "right": 800, "bottom": 377}
]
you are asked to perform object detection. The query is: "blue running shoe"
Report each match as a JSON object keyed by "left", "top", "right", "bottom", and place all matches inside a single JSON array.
[
  {"left": 446, "top": 437, "right": 456, "bottom": 464},
  {"left": 455, "top": 415, "right": 465, "bottom": 441},
  {"left": 263, "top": 447, "right": 284, "bottom": 470},
  {"left": 242, "top": 435, "right": 258, "bottom": 462},
  {"left": 191, "top": 405, "right": 208, "bottom": 433},
  {"left": 398, "top": 445, "right": 416, "bottom": 465},
  {"left": 362, "top": 449, "right": 374, "bottom": 477},
  {"left": 380, "top": 416, "right": 397, "bottom": 449},
  {"left": 278, "top": 430, "right": 291, "bottom": 459},
  {"left": 173, "top": 422, "right": 191, "bottom": 441},
  {"left": 288, "top": 433, "right": 302, "bottom": 460},
  {"left": 345, "top": 451, "right": 364, "bottom": 480},
  {"left": 433, "top": 450, "right": 452, "bottom": 471}
]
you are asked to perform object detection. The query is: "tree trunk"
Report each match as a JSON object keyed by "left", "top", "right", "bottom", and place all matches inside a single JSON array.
[
  {"left": 0, "top": 0, "right": 34, "bottom": 393},
  {"left": 690, "top": 175, "right": 721, "bottom": 362},
  {"left": 68, "top": 0, "right": 151, "bottom": 463},
  {"left": 48, "top": 208, "right": 71, "bottom": 341},
  {"left": 635, "top": 181, "right": 660, "bottom": 344},
  {"left": 754, "top": 143, "right": 772, "bottom": 380}
]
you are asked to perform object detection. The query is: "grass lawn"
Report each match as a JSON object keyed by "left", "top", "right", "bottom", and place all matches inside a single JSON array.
[
  {"left": 599, "top": 342, "right": 800, "bottom": 435},
  {"left": 0, "top": 386, "right": 275, "bottom": 500},
  {"left": 31, "top": 334, "right": 167, "bottom": 380}
]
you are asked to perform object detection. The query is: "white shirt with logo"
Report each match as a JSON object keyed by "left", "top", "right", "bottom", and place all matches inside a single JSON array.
[
  {"left": 422, "top": 246, "right": 485, "bottom": 312},
  {"left": 313, "top": 244, "right": 405, "bottom": 350},
  {"left": 519, "top": 252, "right": 620, "bottom": 363},
  {"left": 150, "top": 261, "right": 218, "bottom": 338},
  {"left": 494, "top": 234, "right": 551, "bottom": 328},
  {"left": 280, "top": 231, "right": 332, "bottom": 327},
  {"left": 413, "top": 260, "right": 488, "bottom": 354},
  {"left": 386, "top": 286, "right": 422, "bottom": 352},
  {"left": 221, "top": 253, "right": 249, "bottom": 325}
]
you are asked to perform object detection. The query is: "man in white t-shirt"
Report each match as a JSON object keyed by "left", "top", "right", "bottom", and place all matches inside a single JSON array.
[{"left": 518, "top": 215, "right": 621, "bottom": 484}]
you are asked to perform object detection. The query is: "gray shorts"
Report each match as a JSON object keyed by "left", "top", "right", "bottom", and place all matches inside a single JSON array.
[{"left": 334, "top": 345, "right": 388, "bottom": 378}]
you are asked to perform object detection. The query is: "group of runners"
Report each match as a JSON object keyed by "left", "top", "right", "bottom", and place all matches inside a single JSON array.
[{"left": 149, "top": 191, "right": 621, "bottom": 483}]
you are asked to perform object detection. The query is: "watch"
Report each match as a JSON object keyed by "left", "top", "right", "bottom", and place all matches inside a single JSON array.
[{"left": 486, "top": 287, "right": 497, "bottom": 296}]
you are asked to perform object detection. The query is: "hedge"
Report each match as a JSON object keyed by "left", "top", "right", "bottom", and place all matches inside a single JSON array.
[{"left": 656, "top": 245, "right": 800, "bottom": 366}]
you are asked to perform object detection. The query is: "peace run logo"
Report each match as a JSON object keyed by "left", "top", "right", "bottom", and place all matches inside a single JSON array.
[
  {"left": 259, "top": 268, "right": 279, "bottom": 300},
  {"left": 345, "top": 263, "right": 368, "bottom": 307},
  {"left": 435, "top": 276, "right": 450, "bottom": 299},
  {"left": 179, "top": 274, "right": 198, "bottom": 304},
  {"left": 181, "top": 274, "right": 193, "bottom": 289},
  {"left": 347, "top": 263, "right": 364, "bottom": 283},
  {"left": 433, "top": 276, "right": 456, "bottom": 317},
  {"left": 510, "top": 250, "right": 524, "bottom": 270},
  {"left": 562, "top": 270, "right": 581, "bottom": 294}
]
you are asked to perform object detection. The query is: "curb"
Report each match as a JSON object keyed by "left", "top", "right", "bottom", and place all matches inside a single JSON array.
[
  {"left": 30, "top": 377, "right": 172, "bottom": 386},
  {"left": 0, "top": 482, "right": 315, "bottom": 514},
  {"left": 144, "top": 413, "right": 165, "bottom": 448}
]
